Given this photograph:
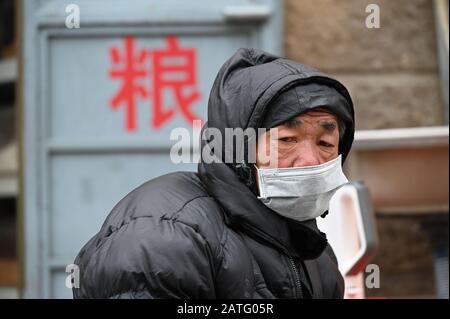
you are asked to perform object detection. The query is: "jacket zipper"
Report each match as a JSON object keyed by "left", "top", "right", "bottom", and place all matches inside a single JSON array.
[{"left": 288, "top": 256, "right": 303, "bottom": 299}]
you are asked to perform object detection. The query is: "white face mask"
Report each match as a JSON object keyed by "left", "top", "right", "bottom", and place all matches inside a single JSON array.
[{"left": 255, "top": 155, "right": 349, "bottom": 222}]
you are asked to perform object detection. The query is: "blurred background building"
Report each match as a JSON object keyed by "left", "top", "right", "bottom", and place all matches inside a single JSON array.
[{"left": 0, "top": 0, "right": 448, "bottom": 298}]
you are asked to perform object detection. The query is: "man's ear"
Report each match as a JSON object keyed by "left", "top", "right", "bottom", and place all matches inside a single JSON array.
[
  {"left": 250, "top": 164, "right": 259, "bottom": 196},
  {"left": 233, "top": 161, "right": 259, "bottom": 196}
]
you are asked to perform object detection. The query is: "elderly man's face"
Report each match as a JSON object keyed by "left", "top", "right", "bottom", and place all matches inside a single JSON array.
[{"left": 256, "top": 109, "right": 340, "bottom": 168}]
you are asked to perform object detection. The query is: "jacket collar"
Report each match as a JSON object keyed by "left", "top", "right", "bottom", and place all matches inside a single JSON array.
[{"left": 198, "top": 159, "right": 328, "bottom": 259}]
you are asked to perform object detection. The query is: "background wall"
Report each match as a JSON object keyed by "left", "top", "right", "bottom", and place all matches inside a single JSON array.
[{"left": 284, "top": 0, "right": 448, "bottom": 298}]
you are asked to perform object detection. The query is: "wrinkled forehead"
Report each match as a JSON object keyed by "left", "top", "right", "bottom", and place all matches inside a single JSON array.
[
  {"left": 300, "top": 107, "right": 338, "bottom": 119},
  {"left": 301, "top": 110, "right": 337, "bottom": 124}
]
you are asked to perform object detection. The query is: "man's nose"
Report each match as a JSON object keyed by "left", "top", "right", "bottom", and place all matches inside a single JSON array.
[{"left": 292, "top": 142, "right": 321, "bottom": 167}]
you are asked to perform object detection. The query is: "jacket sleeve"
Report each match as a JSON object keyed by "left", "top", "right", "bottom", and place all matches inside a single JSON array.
[{"left": 73, "top": 216, "right": 217, "bottom": 299}]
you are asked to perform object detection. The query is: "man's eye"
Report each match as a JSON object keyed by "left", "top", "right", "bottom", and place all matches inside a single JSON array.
[
  {"left": 319, "top": 141, "right": 334, "bottom": 147},
  {"left": 279, "top": 137, "right": 296, "bottom": 143}
]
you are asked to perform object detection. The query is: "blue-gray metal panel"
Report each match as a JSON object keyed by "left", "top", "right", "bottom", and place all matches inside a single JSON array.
[
  {"left": 51, "top": 271, "right": 72, "bottom": 299},
  {"left": 49, "top": 153, "right": 197, "bottom": 260}
]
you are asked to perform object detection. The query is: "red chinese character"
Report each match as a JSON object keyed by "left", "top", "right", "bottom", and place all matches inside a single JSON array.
[
  {"left": 150, "top": 36, "right": 201, "bottom": 129},
  {"left": 108, "top": 36, "right": 202, "bottom": 132},
  {"left": 109, "top": 37, "right": 149, "bottom": 132}
]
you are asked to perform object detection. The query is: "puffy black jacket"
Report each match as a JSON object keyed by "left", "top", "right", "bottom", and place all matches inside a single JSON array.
[{"left": 73, "top": 48, "right": 355, "bottom": 299}]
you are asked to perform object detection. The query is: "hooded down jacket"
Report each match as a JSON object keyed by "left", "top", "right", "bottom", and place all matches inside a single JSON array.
[{"left": 73, "top": 48, "right": 355, "bottom": 299}]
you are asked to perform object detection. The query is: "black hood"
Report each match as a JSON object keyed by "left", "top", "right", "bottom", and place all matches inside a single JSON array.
[
  {"left": 205, "top": 48, "right": 354, "bottom": 165},
  {"left": 198, "top": 48, "right": 355, "bottom": 259},
  {"left": 261, "top": 82, "right": 352, "bottom": 136}
]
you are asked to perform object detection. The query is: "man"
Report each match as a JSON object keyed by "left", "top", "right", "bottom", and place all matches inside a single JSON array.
[{"left": 73, "top": 48, "right": 355, "bottom": 299}]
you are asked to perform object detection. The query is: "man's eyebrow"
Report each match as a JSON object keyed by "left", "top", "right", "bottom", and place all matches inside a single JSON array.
[
  {"left": 320, "top": 120, "right": 338, "bottom": 132},
  {"left": 282, "top": 118, "right": 338, "bottom": 132},
  {"left": 284, "top": 118, "right": 303, "bottom": 129}
]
